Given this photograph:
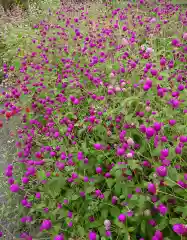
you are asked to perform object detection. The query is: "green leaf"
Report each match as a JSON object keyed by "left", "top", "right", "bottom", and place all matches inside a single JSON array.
[
  {"left": 110, "top": 206, "right": 121, "bottom": 218},
  {"left": 77, "top": 226, "right": 85, "bottom": 237},
  {"left": 106, "top": 179, "right": 115, "bottom": 188},
  {"left": 101, "top": 207, "right": 109, "bottom": 219},
  {"left": 89, "top": 220, "right": 103, "bottom": 228},
  {"left": 45, "top": 177, "right": 65, "bottom": 197},
  {"left": 98, "top": 226, "right": 106, "bottom": 236},
  {"left": 114, "top": 169, "right": 122, "bottom": 179},
  {"left": 152, "top": 146, "right": 162, "bottom": 157},
  {"left": 114, "top": 183, "right": 122, "bottom": 195},
  {"left": 128, "top": 160, "right": 140, "bottom": 170},
  {"left": 14, "top": 60, "right": 21, "bottom": 70},
  {"left": 169, "top": 218, "right": 184, "bottom": 225},
  {"left": 131, "top": 195, "right": 138, "bottom": 201},
  {"left": 37, "top": 170, "right": 46, "bottom": 181},
  {"left": 71, "top": 194, "right": 79, "bottom": 200},
  {"left": 157, "top": 218, "right": 168, "bottom": 230},
  {"left": 160, "top": 71, "right": 169, "bottom": 77},
  {"left": 85, "top": 186, "right": 95, "bottom": 194},
  {"left": 128, "top": 227, "right": 135, "bottom": 232},
  {"left": 104, "top": 191, "right": 110, "bottom": 200},
  {"left": 168, "top": 167, "right": 178, "bottom": 181},
  {"left": 164, "top": 177, "right": 176, "bottom": 187},
  {"left": 141, "top": 220, "right": 146, "bottom": 234}
]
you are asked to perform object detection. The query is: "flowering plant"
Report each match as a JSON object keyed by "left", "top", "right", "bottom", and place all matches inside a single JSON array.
[{"left": 1, "top": 0, "right": 187, "bottom": 239}]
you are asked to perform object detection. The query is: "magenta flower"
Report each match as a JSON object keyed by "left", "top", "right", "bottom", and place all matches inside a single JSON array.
[
  {"left": 154, "top": 230, "right": 163, "bottom": 239},
  {"left": 93, "top": 143, "right": 103, "bottom": 150},
  {"left": 156, "top": 166, "right": 167, "bottom": 177},
  {"left": 183, "top": 32, "right": 187, "bottom": 40},
  {"left": 96, "top": 167, "right": 102, "bottom": 174},
  {"left": 118, "top": 214, "right": 126, "bottom": 223},
  {"left": 160, "top": 149, "right": 169, "bottom": 157},
  {"left": 148, "top": 183, "right": 156, "bottom": 194},
  {"left": 89, "top": 231, "right": 97, "bottom": 240},
  {"left": 35, "top": 192, "right": 41, "bottom": 199},
  {"left": 158, "top": 204, "right": 168, "bottom": 215},
  {"left": 146, "top": 127, "right": 155, "bottom": 138},
  {"left": 40, "top": 219, "right": 52, "bottom": 231},
  {"left": 10, "top": 184, "right": 20, "bottom": 193},
  {"left": 106, "top": 230, "right": 111, "bottom": 237},
  {"left": 117, "top": 147, "right": 125, "bottom": 156},
  {"left": 54, "top": 234, "right": 64, "bottom": 240},
  {"left": 169, "top": 119, "right": 176, "bottom": 126},
  {"left": 173, "top": 224, "right": 187, "bottom": 235}
]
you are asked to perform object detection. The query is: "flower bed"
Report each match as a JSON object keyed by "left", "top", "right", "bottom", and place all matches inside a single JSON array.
[{"left": 1, "top": 0, "right": 187, "bottom": 239}]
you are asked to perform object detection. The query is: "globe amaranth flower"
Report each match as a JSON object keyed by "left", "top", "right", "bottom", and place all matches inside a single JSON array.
[
  {"left": 173, "top": 224, "right": 187, "bottom": 235},
  {"left": 93, "top": 143, "right": 103, "bottom": 150},
  {"left": 96, "top": 167, "right": 102, "bottom": 174},
  {"left": 183, "top": 32, "right": 187, "bottom": 41},
  {"left": 148, "top": 183, "right": 157, "bottom": 194},
  {"left": 146, "top": 127, "right": 155, "bottom": 138},
  {"left": 89, "top": 231, "right": 97, "bottom": 240},
  {"left": 160, "top": 149, "right": 169, "bottom": 158},
  {"left": 156, "top": 166, "right": 167, "bottom": 177},
  {"left": 35, "top": 192, "right": 41, "bottom": 199},
  {"left": 117, "top": 147, "right": 125, "bottom": 156},
  {"left": 104, "top": 219, "right": 111, "bottom": 230},
  {"left": 10, "top": 184, "right": 20, "bottom": 193},
  {"left": 112, "top": 196, "right": 118, "bottom": 204},
  {"left": 40, "top": 219, "right": 52, "bottom": 231},
  {"left": 54, "top": 234, "right": 64, "bottom": 240},
  {"left": 168, "top": 119, "right": 176, "bottom": 126},
  {"left": 157, "top": 204, "right": 168, "bottom": 215},
  {"left": 106, "top": 230, "right": 111, "bottom": 237},
  {"left": 118, "top": 213, "right": 126, "bottom": 222},
  {"left": 154, "top": 230, "right": 163, "bottom": 239}
]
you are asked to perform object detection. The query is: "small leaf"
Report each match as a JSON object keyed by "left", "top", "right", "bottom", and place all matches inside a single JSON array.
[
  {"left": 141, "top": 220, "right": 146, "bottom": 234},
  {"left": 157, "top": 218, "right": 168, "bottom": 231},
  {"left": 85, "top": 186, "right": 95, "bottom": 194},
  {"left": 106, "top": 179, "right": 114, "bottom": 188},
  {"left": 114, "top": 183, "right": 121, "bottom": 195},
  {"left": 71, "top": 194, "right": 79, "bottom": 200},
  {"left": 169, "top": 218, "right": 184, "bottom": 225},
  {"left": 110, "top": 206, "right": 121, "bottom": 217},
  {"left": 128, "top": 227, "right": 135, "bottom": 232},
  {"left": 14, "top": 61, "right": 21, "bottom": 70},
  {"left": 101, "top": 207, "right": 109, "bottom": 219},
  {"left": 168, "top": 167, "right": 178, "bottom": 181},
  {"left": 77, "top": 226, "right": 85, "bottom": 237},
  {"left": 104, "top": 191, "right": 110, "bottom": 200}
]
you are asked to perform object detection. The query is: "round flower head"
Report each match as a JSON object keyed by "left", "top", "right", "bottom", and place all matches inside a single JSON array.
[
  {"left": 40, "top": 219, "right": 52, "bottom": 231},
  {"left": 54, "top": 234, "right": 64, "bottom": 240},
  {"left": 118, "top": 214, "right": 126, "bottom": 222},
  {"left": 156, "top": 166, "right": 167, "bottom": 177},
  {"left": 172, "top": 224, "right": 186, "bottom": 235},
  {"left": 89, "top": 231, "right": 97, "bottom": 240},
  {"left": 10, "top": 184, "right": 19, "bottom": 193},
  {"left": 148, "top": 183, "right": 156, "bottom": 194}
]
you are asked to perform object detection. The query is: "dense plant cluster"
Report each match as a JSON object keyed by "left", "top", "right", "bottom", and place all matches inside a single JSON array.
[{"left": 1, "top": 0, "right": 187, "bottom": 239}]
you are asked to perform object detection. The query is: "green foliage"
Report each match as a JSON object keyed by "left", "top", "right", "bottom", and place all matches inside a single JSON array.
[{"left": 0, "top": 0, "right": 187, "bottom": 239}]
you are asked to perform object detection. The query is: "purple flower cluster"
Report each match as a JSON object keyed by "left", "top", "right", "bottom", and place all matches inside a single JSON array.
[{"left": 2, "top": 0, "right": 187, "bottom": 239}]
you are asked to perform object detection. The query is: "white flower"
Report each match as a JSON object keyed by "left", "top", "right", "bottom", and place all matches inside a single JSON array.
[
  {"left": 127, "top": 138, "right": 134, "bottom": 146},
  {"left": 122, "top": 38, "right": 129, "bottom": 46},
  {"left": 144, "top": 209, "right": 151, "bottom": 216},
  {"left": 104, "top": 219, "right": 111, "bottom": 229},
  {"left": 127, "top": 152, "right": 133, "bottom": 158},
  {"left": 146, "top": 47, "right": 154, "bottom": 54}
]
